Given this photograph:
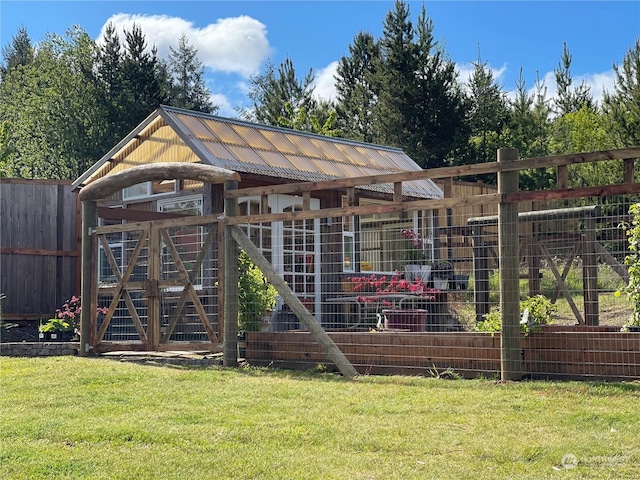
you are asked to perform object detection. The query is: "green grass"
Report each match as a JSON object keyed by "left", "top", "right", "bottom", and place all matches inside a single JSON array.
[{"left": 1, "top": 357, "right": 640, "bottom": 479}]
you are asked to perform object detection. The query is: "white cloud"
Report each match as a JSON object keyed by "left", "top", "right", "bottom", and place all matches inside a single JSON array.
[
  {"left": 210, "top": 92, "right": 236, "bottom": 118},
  {"left": 313, "top": 61, "right": 339, "bottom": 102},
  {"left": 98, "top": 13, "right": 273, "bottom": 78}
]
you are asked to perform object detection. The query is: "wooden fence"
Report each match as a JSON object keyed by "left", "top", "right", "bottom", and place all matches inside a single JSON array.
[{"left": 0, "top": 179, "right": 81, "bottom": 320}]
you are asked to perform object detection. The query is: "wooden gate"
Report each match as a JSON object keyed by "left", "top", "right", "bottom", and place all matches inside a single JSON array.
[{"left": 91, "top": 215, "right": 221, "bottom": 352}]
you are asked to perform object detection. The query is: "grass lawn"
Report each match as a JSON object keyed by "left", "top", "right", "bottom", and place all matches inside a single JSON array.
[{"left": 1, "top": 357, "right": 639, "bottom": 479}]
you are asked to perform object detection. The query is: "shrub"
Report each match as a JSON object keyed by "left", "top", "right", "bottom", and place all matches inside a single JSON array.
[
  {"left": 238, "top": 250, "right": 278, "bottom": 332},
  {"left": 473, "top": 295, "right": 556, "bottom": 335},
  {"left": 617, "top": 203, "right": 640, "bottom": 331}
]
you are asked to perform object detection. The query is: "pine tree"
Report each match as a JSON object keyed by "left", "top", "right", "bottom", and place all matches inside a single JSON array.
[
  {"left": 335, "top": 31, "right": 380, "bottom": 142},
  {"left": 120, "top": 23, "right": 170, "bottom": 129},
  {"left": 602, "top": 38, "right": 640, "bottom": 147},
  {"left": 242, "top": 57, "right": 316, "bottom": 127},
  {"left": 554, "top": 42, "right": 594, "bottom": 116},
  {"left": 0, "top": 26, "right": 34, "bottom": 80},
  {"left": 168, "top": 34, "right": 217, "bottom": 113}
]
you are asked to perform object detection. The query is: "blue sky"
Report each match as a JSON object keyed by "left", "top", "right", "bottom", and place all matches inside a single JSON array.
[{"left": 1, "top": 1, "right": 639, "bottom": 117}]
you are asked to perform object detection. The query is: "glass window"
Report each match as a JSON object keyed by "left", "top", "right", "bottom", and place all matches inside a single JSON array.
[{"left": 358, "top": 199, "right": 434, "bottom": 273}]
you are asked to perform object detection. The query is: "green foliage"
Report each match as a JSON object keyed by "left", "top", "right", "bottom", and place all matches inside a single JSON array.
[
  {"left": 618, "top": 203, "right": 640, "bottom": 330},
  {"left": 167, "top": 33, "right": 217, "bottom": 114},
  {"left": 474, "top": 307, "right": 502, "bottom": 334},
  {"left": 238, "top": 250, "right": 278, "bottom": 332},
  {"left": 38, "top": 318, "right": 71, "bottom": 333},
  {"left": 474, "top": 295, "right": 556, "bottom": 335},
  {"left": 520, "top": 295, "right": 556, "bottom": 334},
  {"left": 602, "top": 38, "right": 640, "bottom": 147}
]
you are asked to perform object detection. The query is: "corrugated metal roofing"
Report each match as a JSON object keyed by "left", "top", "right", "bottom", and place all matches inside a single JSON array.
[{"left": 73, "top": 105, "right": 442, "bottom": 199}]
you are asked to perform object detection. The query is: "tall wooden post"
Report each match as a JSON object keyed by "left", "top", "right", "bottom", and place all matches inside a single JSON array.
[
  {"left": 472, "top": 227, "right": 490, "bottom": 323},
  {"left": 498, "top": 148, "right": 522, "bottom": 381},
  {"left": 80, "top": 200, "right": 97, "bottom": 357},
  {"left": 223, "top": 180, "right": 239, "bottom": 367}
]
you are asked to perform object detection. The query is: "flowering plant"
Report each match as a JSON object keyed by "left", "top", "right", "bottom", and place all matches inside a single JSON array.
[
  {"left": 401, "top": 229, "right": 428, "bottom": 262},
  {"left": 57, "top": 295, "right": 108, "bottom": 334},
  {"left": 350, "top": 273, "right": 438, "bottom": 306}
]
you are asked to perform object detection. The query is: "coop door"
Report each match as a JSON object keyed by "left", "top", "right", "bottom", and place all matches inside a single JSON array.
[{"left": 270, "top": 195, "right": 320, "bottom": 317}]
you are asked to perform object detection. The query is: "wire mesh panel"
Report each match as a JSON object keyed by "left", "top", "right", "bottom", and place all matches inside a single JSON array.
[
  {"left": 93, "top": 217, "right": 220, "bottom": 349},
  {"left": 234, "top": 150, "right": 640, "bottom": 381}
]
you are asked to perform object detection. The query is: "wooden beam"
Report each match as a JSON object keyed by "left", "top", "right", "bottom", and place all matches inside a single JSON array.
[
  {"left": 225, "top": 146, "right": 640, "bottom": 199},
  {"left": 231, "top": 225, "right": 358, "bottom": 379},
  {"left": 79, "top": 162, "right": 241, "bottom": 201},
  {"left": 0, "top": 247, "right": 79, "bottom": 257}
]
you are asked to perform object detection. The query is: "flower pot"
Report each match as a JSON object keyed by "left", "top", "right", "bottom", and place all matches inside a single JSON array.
[
  {"left": 404, "top": 264, "right": 431, "bottom": 283},
  {"left": 433, "top": 277, "right": 448, "bottom": 290},
  {"left": 382, "top": 309, "right": 428, "bottom": 332}
]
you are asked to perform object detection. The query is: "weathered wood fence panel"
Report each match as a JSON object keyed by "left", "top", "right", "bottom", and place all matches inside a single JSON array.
[{"left": 0, "top": 179, "right": 80, "bottom": 320}]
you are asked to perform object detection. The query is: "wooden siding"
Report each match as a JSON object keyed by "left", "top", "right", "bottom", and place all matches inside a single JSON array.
[{"left": 0, "top": 179, "right": 80, "bottom": 320}]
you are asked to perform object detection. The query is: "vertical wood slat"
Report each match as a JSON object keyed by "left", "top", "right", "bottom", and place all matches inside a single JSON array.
[
  {"left": 623, "top": 158, "right": 635, "bottom": 184},
  {"left": 0, "top": 180, "right": 79, "bottom": 319}
]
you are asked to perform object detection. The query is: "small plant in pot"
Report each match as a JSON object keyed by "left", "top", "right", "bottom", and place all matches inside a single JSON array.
[
  {"left": 39, "top": 318, "right": 72, "bottom": 341},
  {"left": 431, "top": 260, "right": 454, "bottom": 290}
]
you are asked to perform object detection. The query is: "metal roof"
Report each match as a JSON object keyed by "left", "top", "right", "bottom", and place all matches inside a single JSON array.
[{"left": 73, "top": 105, "right": 443, "bottom": 199}]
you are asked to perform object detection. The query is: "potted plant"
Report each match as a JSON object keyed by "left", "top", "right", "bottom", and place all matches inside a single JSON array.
[
  {"left": 400, "top": 229, "right": 431, "bottom": 281},
  {"left": 350, "top": 273, "right": 437, "bottom": 331},
  {"left": 39, "top": 318, "right": 72, "bottom": 341},
  {"left": 55, "top": 295, "right": 108, "bottom": 340},
  {"left": 431, "top": 260, "right": 454, "bottom": 290}
]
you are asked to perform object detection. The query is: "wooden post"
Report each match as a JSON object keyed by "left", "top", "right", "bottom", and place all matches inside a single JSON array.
[
  {"left": 80, "top": 200, "right": 97, "bottom": 357},
  {"left": 528, "top": 226, "right": 540, "bottom": 297},
  {"left": 223, "top": 180, "right": 239, "bottom": 367},
  {"left": 443, "top": 177, "right": 454, "bottom": 261},
  {"left": 498, "top": 148, "right": 522, "bottom": 381},
  {"left": 146, "top": 226, "right": 161, "bottom": 350},
  {"left": 472, "top": 226, "right": 490, "bottom": 323},
  {"left": 583, "top": 214, "right": 599, "bottom": 325}
]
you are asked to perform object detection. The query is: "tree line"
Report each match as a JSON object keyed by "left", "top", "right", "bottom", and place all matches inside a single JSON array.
[{"left": 1, "top": 0, "right": 638, "bottom": 190}]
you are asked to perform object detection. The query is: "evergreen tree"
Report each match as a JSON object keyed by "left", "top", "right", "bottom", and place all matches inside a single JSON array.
[
  {"left": 554, "top": 42, "right": 594, "bottom": 116},
  {"left": 335, "top": 31, "right": 380, "bottom": 142},
  {"left": 412, "top": 6, "right": 469, "bottom": 168},
  {"left": 463, "top": 52, "right": 509, "bottom": 167},
  {"left": 168, "top": 33, "right": 217, "bottom": 113},
  {"left": 372, "top": 0, "right": 417, "bottom": 153},
  {"left": 602, "top": 38, "right": 640, "bottom": 147},
  {"left": 242, "top": 57, "right": 316, "bottom": 127},
  {"left": 120, "top": 23, "right": 170, "bottom": 130},
  {"left": 372, "top": 2, "right": 468, "bottom": 168},
  {"left": 94, "top": 22, "right": 126, "bottom": 147},
  {"left": 0, "top": 26, "right": 34, "bottom": 81}
]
